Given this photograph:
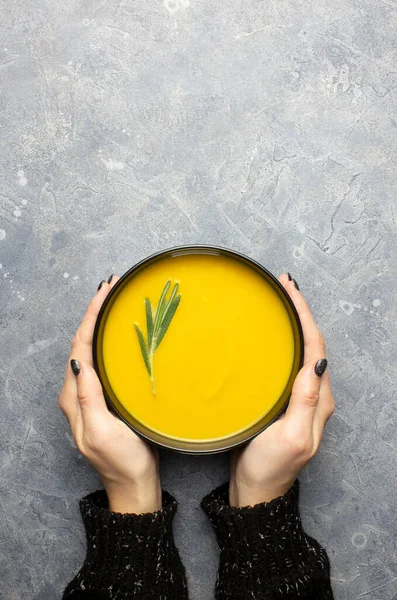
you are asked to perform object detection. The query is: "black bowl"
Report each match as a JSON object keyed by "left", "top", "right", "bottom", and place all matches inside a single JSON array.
[{"left": 93, "top": 245, "right": 303, "bottom": 454}]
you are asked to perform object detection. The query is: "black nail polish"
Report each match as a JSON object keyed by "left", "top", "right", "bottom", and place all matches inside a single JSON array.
[
  {"left": 292, "top": 278, "right": 300, "bottom": 291},
  {"left": 107, "top": 274, "right": 114, "bottom": 284},
  {"left": 287, "top": 272, "right": 293, "bottom": 281},
  {"left": 97, "top": 280, "right": 106, "bottom": 291},
  {"left": 315, "top": 358, "right": 328, "bottom": 377},
  {"left": 70, "top": 359, "right": 81, "bottom": 376}
]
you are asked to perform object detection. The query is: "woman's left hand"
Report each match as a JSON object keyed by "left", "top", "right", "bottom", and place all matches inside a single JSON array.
[{"left": 59, "top": 277, "right": 162, "bottom": 514}]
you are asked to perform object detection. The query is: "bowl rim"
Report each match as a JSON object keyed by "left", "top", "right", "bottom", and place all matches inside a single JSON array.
[{"left": 93, "top": 244, "right": 304, "bottom": 454}]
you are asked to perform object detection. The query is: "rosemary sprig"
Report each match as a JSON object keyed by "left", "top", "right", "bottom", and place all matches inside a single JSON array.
[{"left": 134, "top": 280, "right": 181, "bottom": 395}]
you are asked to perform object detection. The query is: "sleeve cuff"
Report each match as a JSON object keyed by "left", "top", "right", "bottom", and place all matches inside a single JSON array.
[
  {"left": 63, "top": 490, "right": 187, "bottom": 599},
  {"left": 201, "top": 481, "right": 332, "bottom": 598},
  {"left": 201, "top": 480, "right": 303, "bottom": 543}
]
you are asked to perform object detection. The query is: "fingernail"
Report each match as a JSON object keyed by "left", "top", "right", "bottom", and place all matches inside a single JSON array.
[
  {"left": 292, "top": 278, "right": 300, "bottom": 291},
  {"left": 287, "top": 272, "right": 293, "bottom": 281},
  {"left": 70, "top": 359, "right": 81, "bottom": 376},
  {"left": 107, "top": 274, "right": 114, "bottom": 284},
  {"left": 315, "top": 358, "right": 328, "bottom": 377},
  {"left": 97, "top": 279, "right": 106, "bottom": 291}
]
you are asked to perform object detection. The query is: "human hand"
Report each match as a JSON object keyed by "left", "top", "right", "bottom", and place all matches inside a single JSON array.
[
  {"left": 59, "top": 276, "right": 162, "bottom": 514},
  {"left": 229, "top": 273, "right": 335, "bottom": 508}
]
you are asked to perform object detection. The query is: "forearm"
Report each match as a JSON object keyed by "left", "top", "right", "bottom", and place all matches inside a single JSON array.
[
  {"left": 201, "top": 481, "right": 333, "bottom": 600},
  {"left": 63, "top": 490, "right": 188, "bottom": 600}
]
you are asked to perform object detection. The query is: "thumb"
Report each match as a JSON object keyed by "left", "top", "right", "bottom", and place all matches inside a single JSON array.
[
  {"left": 70, "top": 359, "right": 108, "bottom": 417},
  {"left": 285, "top": 358, "right": 328, "bottom": 431}
]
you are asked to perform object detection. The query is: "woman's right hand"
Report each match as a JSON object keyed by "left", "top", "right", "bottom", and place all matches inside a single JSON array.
[
  {"left": 59, "top": 277, "right": 162, "bottom": 515},
  {"left": 229, "top": 273, "right": 335, "bottom": 508}
]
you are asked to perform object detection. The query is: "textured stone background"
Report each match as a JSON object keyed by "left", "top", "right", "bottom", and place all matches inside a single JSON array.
[{"left": 1, "top": 0, "right": 397, "bottom": 598}]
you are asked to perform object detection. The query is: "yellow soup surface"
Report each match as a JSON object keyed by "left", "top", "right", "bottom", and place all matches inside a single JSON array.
[{"left": 102, "top": 253, "right": 294, "bottom": 441}]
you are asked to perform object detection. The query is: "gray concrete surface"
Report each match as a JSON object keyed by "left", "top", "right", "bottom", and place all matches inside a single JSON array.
[{"left": 1, "top": 0, "right": 397, "bottom": 598}]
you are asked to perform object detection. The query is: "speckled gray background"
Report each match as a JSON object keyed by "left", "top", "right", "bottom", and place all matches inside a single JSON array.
[{"left": 1, "top": 0, "right": 397, "bottom": 598}]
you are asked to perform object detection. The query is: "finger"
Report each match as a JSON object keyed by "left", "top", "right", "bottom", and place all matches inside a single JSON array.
[
  {"left": 60, "top": 276, "right": 120, "bottom": 429},
  {"left": 68, "top": 274, "right": 120, "bottom": 375},
  {"left": 278, "top": 273, "right": 291, "bottom": 288},
  {"left": 278, "top": 274, "right": 325, "bottom": 363},
  {"left": 62, "top": 282, "right": 110, "bottom": 402},
  {"left": 313, "top": 369, "right": 335, "bottom": 440},
  {"left": 75, "top": 275, "right": 121, "bottom": 358},
  {"left": 285, "top": 358, "right": 325, "bottom": 433},
  {"left": 61, "top": 276, "right": 120, "bottom": 408},
  {"left": 59, "top": 375, "right": 81, "bottom": 430},
  {"left": 71, "top": 359, "right": 109, "bottom": 421}
]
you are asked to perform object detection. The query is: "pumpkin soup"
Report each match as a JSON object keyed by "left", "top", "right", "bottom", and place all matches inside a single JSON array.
[{"left": 101, "top": 252, "right": 294, "bottom": 442}]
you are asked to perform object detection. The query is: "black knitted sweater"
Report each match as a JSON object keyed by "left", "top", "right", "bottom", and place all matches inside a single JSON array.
[{"left": 63, "top": 481, "right": 333, "bottom": 599}]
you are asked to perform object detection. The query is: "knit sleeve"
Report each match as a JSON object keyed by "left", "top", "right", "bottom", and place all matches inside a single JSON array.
[
  {"left": 63, "top": 490, "right": 188, "bottom": 600},
  {"left": 201, "top": 481, "right": 333, "bottom": 600}
]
